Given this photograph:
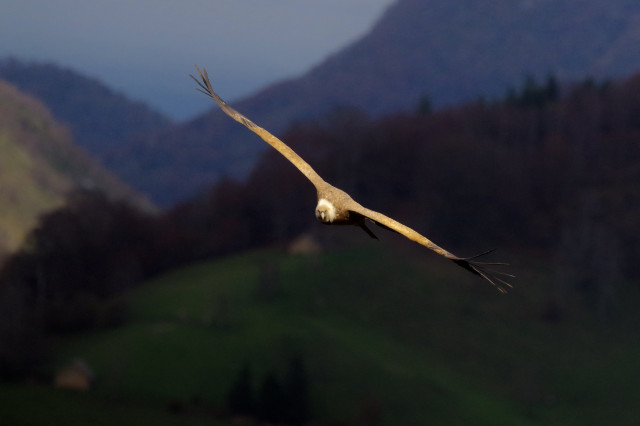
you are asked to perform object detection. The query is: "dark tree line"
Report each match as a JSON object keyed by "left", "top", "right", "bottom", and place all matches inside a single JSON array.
[
  {"left": 226, "top": 357, "right": 310, "bottom": 425},
  {"left": 175, "top": 72, "right": 640, "bottom": 255},
  {"left": 504, "top": 74, "right": 560, "bottom": 109},
  {"left": 0, "top": 190, "right": 168, "bottom": 378},
  {"left": 172, "top": 72, "right": 640, "bottom": 317},
  {"left": 3, "top": 71, "right": 640, "bottom": 378},
  {"left": 0, "top": 191, "right": 159, "bottom": 333}
]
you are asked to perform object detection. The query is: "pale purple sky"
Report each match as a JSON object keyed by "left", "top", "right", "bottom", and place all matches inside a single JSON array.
[{"left": 0, "top": 0, "right": 394, "bottom": 120}]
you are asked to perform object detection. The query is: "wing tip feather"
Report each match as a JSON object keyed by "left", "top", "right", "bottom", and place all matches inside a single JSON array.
[{"left": 450, "top": 250, "right": 514, "bottom": 293}]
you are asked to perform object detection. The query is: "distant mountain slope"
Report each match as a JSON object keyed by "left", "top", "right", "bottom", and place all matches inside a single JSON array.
[
  {"left": 107, "top": 0, "right": 640, "bottom": 206},
  {"left": 0, "top": 58, "right": 172, "bottom": 159},
  {"left": 0, "top": 79, "right": 153, "bottom": 258},
  {"left": 307, "top": 0, "right": 640, "bottom": 114}
]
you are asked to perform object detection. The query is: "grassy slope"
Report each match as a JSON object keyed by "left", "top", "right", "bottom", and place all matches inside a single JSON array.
[
  {"left": 0, "top": 79, "right": 153, "bottom": 257},
  {"left": 0, "top": 384, "right": 224, "bottom": 426},
  {"left": 2, "top": 244, "right": 639, "bottom": 425},
  {"left": 0, "top": 132, "right": 67, "bottom": 254},
  {"left": 0, "top": 80, "right": 64, "bottom": 253}
]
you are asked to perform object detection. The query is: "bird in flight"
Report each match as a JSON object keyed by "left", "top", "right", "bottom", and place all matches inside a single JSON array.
[{"left": 191, "top": 66, "right": 513, "bottom": 292}]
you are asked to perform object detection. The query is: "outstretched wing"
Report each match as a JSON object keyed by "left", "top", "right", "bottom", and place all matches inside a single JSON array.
[
  {"left": 191, "top": 66, "right": 326, "bottom": 188},
  {"left": 192, "top": 66, "right": 513, "bottom": 292},
  {"left": 349, "top": 203, "right": 514, "bottom": 293}
]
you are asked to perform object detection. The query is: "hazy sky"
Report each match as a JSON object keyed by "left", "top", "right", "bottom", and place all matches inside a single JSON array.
[{"left": 0, "top": 0, "right": 394, "bottom": 120}]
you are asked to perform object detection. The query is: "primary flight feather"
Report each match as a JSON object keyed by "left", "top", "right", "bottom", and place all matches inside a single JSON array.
[{"left": 191, "top": 66, "right": 513, "bottom": 292}]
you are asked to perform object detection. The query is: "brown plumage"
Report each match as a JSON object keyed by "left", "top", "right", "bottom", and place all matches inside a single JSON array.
[{"left": 191, "top": 66, "right": 513, "bottom": 292}]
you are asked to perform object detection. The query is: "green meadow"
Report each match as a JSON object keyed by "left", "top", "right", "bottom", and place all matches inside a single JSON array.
[{"left": 2, "top": 245, "right": 639, "bottom": 425}]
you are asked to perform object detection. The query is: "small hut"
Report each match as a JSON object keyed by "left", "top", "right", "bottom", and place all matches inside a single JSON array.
[
  {"left": 54, "top": 358, "right": 95, "bottom": 391},
  {"left": 288, "top": 233, "right": 322, "bottom": 255}
]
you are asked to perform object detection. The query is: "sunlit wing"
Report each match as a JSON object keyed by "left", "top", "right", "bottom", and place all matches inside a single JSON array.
[
  {"left": 350, "top": 204, "right": 514, "bottom": 293},
  {"left": 191, "top": 66, "right": 325, "bottom": 188}
]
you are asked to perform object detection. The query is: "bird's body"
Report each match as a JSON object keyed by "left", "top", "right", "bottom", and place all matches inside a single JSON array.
[
  {"left": 192, "top": 66, "right": 513, "bottom": 292},
  {"left": 316, "top": 184, "right": 360, "bottom": 224},
  {"left": 315, "top": 190, "right": 380, "bottom": 240}
]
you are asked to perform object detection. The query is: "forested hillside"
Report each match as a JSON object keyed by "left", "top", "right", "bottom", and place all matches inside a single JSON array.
[{"left": 0, "top": 78, "right": 153, "bottom": 258}]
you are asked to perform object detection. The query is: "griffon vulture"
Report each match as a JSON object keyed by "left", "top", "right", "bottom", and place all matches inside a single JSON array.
[{"left": 191, "top": 66, "right": 513, "bottom": 292}]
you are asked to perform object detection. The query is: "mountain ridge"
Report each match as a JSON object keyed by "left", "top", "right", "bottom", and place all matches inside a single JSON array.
[
  {"left": 110, "top": 0, "right": 640, "bottom": 205},
  {"left": 6, "top": 0, "right": 640, "bottom": 207},
  {"left": 0, "top": 58, "right": 172, "bottom": 160}
]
